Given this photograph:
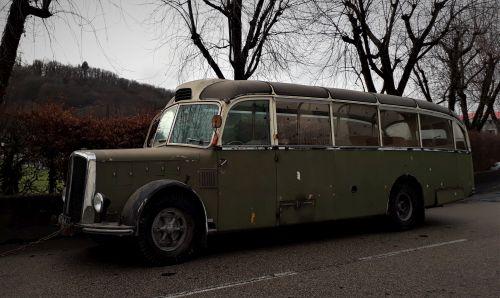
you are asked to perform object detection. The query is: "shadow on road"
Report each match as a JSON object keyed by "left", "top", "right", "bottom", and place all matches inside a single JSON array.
[
  {"left": 78, "top": 214, "right": 457, "bottom": 267},
  {"left": 202, "top": 215, "right": 455, "bottom": 259},
  {"left": 78, "top": 236, "right": 144, "bottom": 267}
]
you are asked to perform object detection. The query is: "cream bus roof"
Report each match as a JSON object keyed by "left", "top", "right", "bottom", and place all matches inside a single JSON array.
[{"left": 174, "top": 79, "right": 456, "bottom": 118}]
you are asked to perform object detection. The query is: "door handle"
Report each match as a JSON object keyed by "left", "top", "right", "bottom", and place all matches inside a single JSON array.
[{"left": 219, "top": 158, "right": 228, "bottom": 167}]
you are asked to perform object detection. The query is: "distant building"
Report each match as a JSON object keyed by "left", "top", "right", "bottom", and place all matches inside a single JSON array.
[{"left": 459, "top": 112, "right": 500, "bottom": 135}]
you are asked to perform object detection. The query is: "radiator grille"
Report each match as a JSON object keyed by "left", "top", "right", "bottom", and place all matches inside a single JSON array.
[{"left": 64, "top": 155, "right": 88, "bottom": 222}]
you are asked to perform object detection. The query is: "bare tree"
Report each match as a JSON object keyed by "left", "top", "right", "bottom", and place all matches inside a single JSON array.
[
  {"left": 413, "top": 0, "right": 499, "bottom": 130},
  {"left": 154, "top": 0, "right": 310, "bottom": 80},
  {"left": 0, "top": 0, "right": 53, "bottom": 105},
  {"left": 313, "top": 0, "right": 465, "bottom": 95}
]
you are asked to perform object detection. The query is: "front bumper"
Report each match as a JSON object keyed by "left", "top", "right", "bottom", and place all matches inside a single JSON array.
[{"left": 58, "top": 214, "right": 135, "bottom": 236}]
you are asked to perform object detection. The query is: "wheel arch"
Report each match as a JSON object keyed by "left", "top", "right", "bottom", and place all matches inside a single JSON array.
[{"left": 121, "top": 180, "right": 208, "bottom": 244}]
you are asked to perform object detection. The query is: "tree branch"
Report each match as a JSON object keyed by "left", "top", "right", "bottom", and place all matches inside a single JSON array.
[
  {"left": 202, "top": 0, "right": 228, "bottom": 16},
  {"left": 28, "top": 0, "right": 53, "bottom": 18},
  {"left": 187, "top": 0, "right": 225, "bottom": 79}
]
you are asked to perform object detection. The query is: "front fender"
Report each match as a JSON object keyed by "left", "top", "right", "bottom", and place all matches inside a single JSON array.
[{"left": 120, "top": 179, "right": 208, "bottom": 237}]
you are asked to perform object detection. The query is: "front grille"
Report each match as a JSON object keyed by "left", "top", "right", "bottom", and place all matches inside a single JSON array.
[{"left": 64, "top": 155, "right": 88, "bottom": 222}]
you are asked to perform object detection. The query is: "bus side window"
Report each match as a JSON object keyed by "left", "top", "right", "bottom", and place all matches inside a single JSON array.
[
  {"left": 380, "top": 109, "right": 420, "bottom": 147},
  {"left": 332, "top": 103, "right": 380, "bottom": 146},
  {"left": 453, "top": 121, "right": 468, "bottom": 150},
  {"left": 420, "top": 114, "right": 454, "bottom": 149},
  {"left": 276, "top": 101, "right": 332, "bottom": 146},
  {"left": 222, "top": 100, "right": 270, "bottom": 146}
]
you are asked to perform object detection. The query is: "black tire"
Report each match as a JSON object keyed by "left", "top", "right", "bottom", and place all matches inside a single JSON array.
[
  {"left": 388, "top": 184, "right": 424, "bottom": 230},
  {"left": 136, "top": 194, "right": 197, "bottom": 266}
]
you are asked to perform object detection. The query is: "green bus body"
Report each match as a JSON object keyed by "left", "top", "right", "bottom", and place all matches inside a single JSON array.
[
  {"left": 89, "top": 144, "right": 472, "bottom": 232},
  {"left": 60, "top": 79, "right": 474, "bottom": 237}
]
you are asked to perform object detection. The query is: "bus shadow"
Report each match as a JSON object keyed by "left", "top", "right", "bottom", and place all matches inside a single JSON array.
[
  {"left": 202, "top": 215, "right": 449, "bottom": 258},
  {"left": 79, "top": 215, "right": 454, "bottom": 267},
  {"left": 78, "top": 236, "right": 144, "bottom": 267}
]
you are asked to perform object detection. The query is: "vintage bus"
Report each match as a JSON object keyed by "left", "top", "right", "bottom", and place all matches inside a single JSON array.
[{"left": 59, "top": 79, "right": 474, "bottom": 265}]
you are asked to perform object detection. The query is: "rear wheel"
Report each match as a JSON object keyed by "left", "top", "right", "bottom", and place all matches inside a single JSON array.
[
  {"left": 388, "top": 184, "right": 424, "bottom": 230},
  {"left": 137, "top": 195, "right": 197, "bottom": 266}
]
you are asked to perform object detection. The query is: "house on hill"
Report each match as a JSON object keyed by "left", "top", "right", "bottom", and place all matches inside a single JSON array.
[{"left": 460, "top": 112, "right": 500, "bottom": 135}]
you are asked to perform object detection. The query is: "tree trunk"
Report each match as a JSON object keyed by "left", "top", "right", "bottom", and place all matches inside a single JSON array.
[
  {"left": 0, "top": 0, "right": 29, "bottom": 105},
  {"left": 0, "top": 144, "right": 22, "bottom": 195},
  {"left": 228, "top": 0, "right": 245, "bottom": 80}
]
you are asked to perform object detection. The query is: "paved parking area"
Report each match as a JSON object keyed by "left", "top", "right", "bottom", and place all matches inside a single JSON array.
[{"left": 0, "top": 195, "right": 499, "bottom": 297}]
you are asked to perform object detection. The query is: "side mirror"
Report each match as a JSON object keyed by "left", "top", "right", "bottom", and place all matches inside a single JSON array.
[{"left": 212, "top": 115, "right": 222, "bottom": 129}]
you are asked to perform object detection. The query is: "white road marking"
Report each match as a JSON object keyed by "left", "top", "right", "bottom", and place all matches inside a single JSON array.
[
  {"left": 358, "top": 239, "right": 468, "bottom": 261},
  {"left": 163, "top": 271, "right": 297, "bottom": 298},
  {"left": 162, "top": 239, "right": 467, "bottom": 297}
]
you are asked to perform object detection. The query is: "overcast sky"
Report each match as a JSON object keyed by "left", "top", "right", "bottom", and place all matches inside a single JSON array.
[
  {"left": 1, "top": 1, "right": 197, "bottom": 90},
  {"left": 0, "top": 0, "right": 333, "bottom": 91}
]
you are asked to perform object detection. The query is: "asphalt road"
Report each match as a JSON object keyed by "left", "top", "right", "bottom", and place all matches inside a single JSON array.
[{"left": 1, "top": 193, "right": 499, "bottom": 297}]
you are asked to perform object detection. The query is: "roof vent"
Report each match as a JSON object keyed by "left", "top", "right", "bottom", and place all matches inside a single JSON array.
[{"left": 175, "top": 88, "right": 192, "bottom": 101}]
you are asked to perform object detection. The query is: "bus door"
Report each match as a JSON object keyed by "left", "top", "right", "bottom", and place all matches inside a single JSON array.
[
  {"left": 275, "top": 150, "right": 334, "bottom": 225},
  {"left": 217, "top": 99, "right": 277, "bottom": 230},
  {"left": 274, "top": 100, "right": 335, "bottom": 225}
]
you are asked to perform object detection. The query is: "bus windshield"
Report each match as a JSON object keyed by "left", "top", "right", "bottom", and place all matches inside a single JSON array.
[{"left": 153, "top": 103, "right": 219, "bottom": 147}]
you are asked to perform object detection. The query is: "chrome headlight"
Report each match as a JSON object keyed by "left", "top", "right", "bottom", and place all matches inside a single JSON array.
[{"left": 93, "top": 193, "right": 104, "bottom": 213}]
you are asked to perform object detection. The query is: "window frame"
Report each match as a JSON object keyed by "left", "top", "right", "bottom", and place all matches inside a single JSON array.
[
  {"left": 417, "top": 110, "right": 457, "bottom": 151},
  {"left": 165, "top": 101, "right": 222, "bottom": 149},
  {"left": 331, "top": 100, "right": 381, "bottom": 148},
  {"left": 274, "top": 97, "right": 334, "bottom": 148},
  {"left": 144, "top": 110, "right": 163, "bottom": 148},
  {"left": 151, "top": 104, "right": 179, "bottom": 148},
  {"left": 217, "top": 94, "right": 469, "bottom": 153},
  {"left": 220, "top": 97, "right": 275, "bottom": 149},
  {"left": 452, "top": 119, "right": 470, "bottom": 152},
  {"left": 378, "top": 105, "right": 421, "bottom": 149}
]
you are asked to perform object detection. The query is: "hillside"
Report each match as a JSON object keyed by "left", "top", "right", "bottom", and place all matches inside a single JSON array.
[{"left": 5, "top": 60, "right": 174, "bottom": 116}]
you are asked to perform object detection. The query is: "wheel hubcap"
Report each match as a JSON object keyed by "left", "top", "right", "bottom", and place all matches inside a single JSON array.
[
  {"left": 396, "top": 193, "right": 413, "bottom": 221},
  {"left": 151, "top": 208, "right": 187, "bottom": 252}
]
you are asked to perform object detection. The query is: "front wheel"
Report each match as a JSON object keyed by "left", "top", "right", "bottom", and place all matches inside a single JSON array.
[
  {"left": 388, "top": 184, "right": 423, "bottom": 230},
  {"left": 137, "top": 197, "right": 196, "bottom": 266}
]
